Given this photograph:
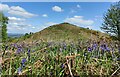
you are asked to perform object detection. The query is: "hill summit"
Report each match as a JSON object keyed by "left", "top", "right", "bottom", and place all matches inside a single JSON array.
[{"left": 18, "top": 22, "right": 110, "bottom": 43}]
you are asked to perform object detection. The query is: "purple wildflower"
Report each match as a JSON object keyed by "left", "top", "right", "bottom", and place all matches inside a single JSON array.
[
  {"left": 14, "top": 43, "right": 17, "bottom": 48},
  {"left": 111, "top": 47, "right": 114, "bottom": 52},
  {"left": 32, "top": 50, "right": 35, "bottom": 52},
  {"left": 116, "top": 58, "right": 120, "bottom": 61},
  {"left": 21, "top": 58, "right": 27, "bottom": 67},
  {"left": 60, "top": 63, "right": 64, "bottom": 68},
  {"left": 118, "top": 48, "right": 120, "bottom": 53},
  {"left": 50, "top": 72, "right": 53, "bottom": 76},
  {"left": 28, "top": 49, "right": 30, "bottom": 53},
  {"left": 100, "top": 44, "right": 107, "bottom": 51},
  {"left": 21, "top": 58, "right": 27, "bottom": 64},
  {"left": 17, "top": 67, "right": 22, "bottom": 74},
  {"left": 92, "top": 43, "right": 97, "bottom": 50},
  {"left": 19, "top": 45, "right": 22, "bottom": 48},
  {"left": 16, "top": 47, "right": 22, "bottom": 54},
  {"left": 22, "top": 63, "right": 25, "bottom": 67},
  {"left": 10, "top": 44, "right": 13, "bottom": 47},
  {"left": 100, "top": 45, "right": 105, "bottom": 51},
  {"left": 88, "top": 47, "right": 92, "bottom": 52},
  {"left": 27, "top": 49, "right": 31, "bottom": 60},
  {"left": 106, "top": 47, "right": 110, "bottom": 52},
  {"left": 63, "top": 42, "right": 67, "bottom": 50},
  {"left": 101, "top": 44, "right": 111, "bottom": 52}
]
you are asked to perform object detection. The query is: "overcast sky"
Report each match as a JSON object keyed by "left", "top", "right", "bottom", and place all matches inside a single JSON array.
[{"left": 0, "top": 2, "right": 115, "bottom": 34}]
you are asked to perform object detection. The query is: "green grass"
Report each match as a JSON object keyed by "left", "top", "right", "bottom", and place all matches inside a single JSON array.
[
  {"left": 13, "top": 22, "right": 111, "bottom": 43},
  {"left": 1, "top": 40, "right": 120, "bottom": 76},
  {"left": 1, "top": 22, "right": 119, "bottom": 76}
]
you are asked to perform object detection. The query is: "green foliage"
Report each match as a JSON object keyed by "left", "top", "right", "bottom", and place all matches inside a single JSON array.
[
  {"left": 2, "top": 23, "right": 8, "bottom": 43},
  {"left": 101, "top": 1, "right": 120, "bottom": 41},
  {"left": 1, "top": 40, "right": 120, "bottom": 76},
  {"left": 8, "top": 37, "right": 16, "bottom": 42},
  {"left": 0, "top": 13, "right": 9, "bottom": 43},
  {"left": 23, "top": 32, "right": 33, "bottom": 40}
]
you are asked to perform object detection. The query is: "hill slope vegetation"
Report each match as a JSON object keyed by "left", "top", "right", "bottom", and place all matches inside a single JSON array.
[{"left": 17, "top": 22, "right": 110, "bottom": 43}]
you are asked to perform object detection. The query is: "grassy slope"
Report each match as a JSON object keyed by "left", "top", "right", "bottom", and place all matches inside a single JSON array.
[
  {"left": 3, "top": 23, "right": 119, "bottom": 76},
  {"left": 17, "top": 23, "right": 110, "bottom": 43}
]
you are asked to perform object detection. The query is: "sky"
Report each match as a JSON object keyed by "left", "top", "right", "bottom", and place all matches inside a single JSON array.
[
  {"left": 1, "top": 0, "right": 119, "bottom": 2},
  {"left": 0, "top": 2, "right": 114, "bottom": 34}
]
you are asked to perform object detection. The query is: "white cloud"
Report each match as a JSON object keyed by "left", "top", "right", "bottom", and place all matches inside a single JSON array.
[
  {"left": 8, "top": 17, "right": 25, "bottom": 22},
  {"left": 7, "top": 16, "right": 35, "bottom": 33},
  {"left": 42, "top": 14, "right": 48, "bottom": 17},
  {"left": 0, "top": 3, "right": 38, "bottom": 33},
  {"left": 52, "top": 6, "right": 63, "bottom": 12},
  {"left": 8, "top": 17, "right": 26, "bottom": 27},
  {"left": 44, "top": 22, "right": 57, "bottom": 26},
  {"left": 38, "top": 22, "right": 58, "bottom": 30},
  {"left": 8, "top": 24, "right": 23, "bottom": 30},
  {"left": 32, "top": 26, "right": 35, "bottom": 29},
  {"left": 12, "top": 22, "right": 18, "bottom": 25},
  {"left": 77, "top": 4, "right": 80, "bottom": 8},
  {"left": 0, "top": 4, "right": 9, "bottom": 12},
  {"left": 74, "top": 16, "right": 83, "bottom": 18},
  {"left": 69, "top": 5, "right": 81, "bottom": 14},
  {"left": 28, "top": 24, "right": 32, "bottom": 27},
  {"left": 0, "top": 4, "right": 38, "bottom": 18},
  {"left": 8, "top": 23, "right": 36, "bottom": 33},
  {"left": 86, "top": 26, "right": 92, "bottom": 29},
  {"left": 8, "top": 6, "right": 38, "bottom": 18},
  {"left": 8, "top": 17, "right": 25, "bottom": 23},
  {"left": 10, "top": 6, "right": 25, "bottom": 12},
  {"left": 64, "top": 15, "right": 94, "bottom": 27}
]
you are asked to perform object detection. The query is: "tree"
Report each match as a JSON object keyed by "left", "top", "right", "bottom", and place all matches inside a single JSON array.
[
  {"left": 101, "top": 1, "right": 120, "bottom": 42},
  {"left": 0, "top": 13, "right": 8, "bottom": 43},
  {"left": 101, "top": 1, "right": 120, "bottom": 53}
]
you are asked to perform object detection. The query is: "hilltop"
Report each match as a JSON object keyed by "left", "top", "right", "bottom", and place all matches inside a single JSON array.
[{"left": 15, "top": 22, "right": 110, "bottom": 43}]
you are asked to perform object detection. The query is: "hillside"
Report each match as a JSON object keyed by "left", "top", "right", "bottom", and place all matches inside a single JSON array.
[
  {"left": 17, "top": 22, "right": 110, "bottom": 43},
  {"left": 3, "top": 23, "right": 119, "bottom": 76}
]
